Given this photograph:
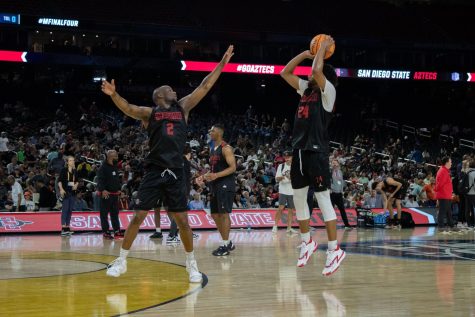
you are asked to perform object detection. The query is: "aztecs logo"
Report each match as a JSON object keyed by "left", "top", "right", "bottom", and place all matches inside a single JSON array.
[
  {"left": 0, "top": 216, "right": 33, "bottom": 231},
  {"left": 344, "top": 240, "right": 475, "bottom": 261}
]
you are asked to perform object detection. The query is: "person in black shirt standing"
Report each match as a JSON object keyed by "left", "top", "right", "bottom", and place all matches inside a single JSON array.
[
  {"left": 204, "top": 124, "right": 236, "bottom": 256},
  {"left": 97, "top": 150, "right": 122, "bottom": 239},
  {"left": 281, "top": 35, "right": 345, "bottom": 276},
  {"left": 101, "top": 45, "right": 234, "bottom": 283},
  {"left": 58, "top": 156, "right": 78, "bottom": 236}
]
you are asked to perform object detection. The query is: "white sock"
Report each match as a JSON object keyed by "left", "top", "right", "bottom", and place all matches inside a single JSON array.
[
  {"left": 223, "top": 240, "right": 229, "bottom": 246},
  {"left": 272, "top": 225, "right": 277, "bottom": 230},
  {"left": 301, "top": 232, "right": 311, "bottom": 243},
  {"left": 186, "top": 251, "right": 195, "bottom": 261},
  {"left": 156, "top": 228, "right": 161, "bottom": 233},
  {"left": 119, "top": 248, "right": 129, "bottom": 260},
  {"left": 328, "top": 240, "right": 338, "bottom": 251}
]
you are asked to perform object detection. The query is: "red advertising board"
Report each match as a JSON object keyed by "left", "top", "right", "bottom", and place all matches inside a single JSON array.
[{"left": 0, "top": 208, "right": 434, "bottom": 233}]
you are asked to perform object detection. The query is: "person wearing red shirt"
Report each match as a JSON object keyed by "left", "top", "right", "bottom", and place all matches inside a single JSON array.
[
  {"left": 421, "top": 177, "right": 437, "bottom": 207},
  {"left": 435, "top": 157, "right": 454, "bottom": 233}
]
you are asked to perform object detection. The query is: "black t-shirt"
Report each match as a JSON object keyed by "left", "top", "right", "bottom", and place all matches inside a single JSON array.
[
  {"left": 292, "top": 82, "right": 333, "bottom": 153},
  {"left": 96, "top": 161, "right": 121, "bottom": 192},
  {"left": 146, "top": 104, "right": 187, "bottom": 169},
  {"left": 38, "top": 185, "right": 56, "bottom": 208},
  {"left": 209, "top": 142, "right": 235, "bottom": 192},
  {"left": 58, "top": 167, "right": 78, "bottom": 194}
]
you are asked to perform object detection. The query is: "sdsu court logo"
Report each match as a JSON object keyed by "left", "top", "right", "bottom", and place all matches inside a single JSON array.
[
  {"left": 0, "top": 216, "right": 33, "bottom": 231},
  {"left": 344, "top": 240, "right": 475, "bottom": 261}
]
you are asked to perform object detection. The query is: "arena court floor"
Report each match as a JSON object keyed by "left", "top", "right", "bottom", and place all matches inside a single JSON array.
[{"left": 1, "top": 227, "right": 475, "bottom": 316}]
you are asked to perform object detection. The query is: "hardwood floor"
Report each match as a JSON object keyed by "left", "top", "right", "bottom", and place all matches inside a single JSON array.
[{"left": 1, "top": 227, "right": 474, "bottom": 316}]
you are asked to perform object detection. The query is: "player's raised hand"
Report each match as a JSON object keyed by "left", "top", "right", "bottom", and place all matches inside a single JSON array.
[
  {"left": 302, "top": 50, "right": 315, "bottom": 60},
  {"left": 221, "top": 45, "right": 234, "bottom": 65},
  {"left": 101, "top": 79, "right": 116, "bottom": 96},
  {"left": 322, "top": 35, "right": 335, "bottom": 51}
]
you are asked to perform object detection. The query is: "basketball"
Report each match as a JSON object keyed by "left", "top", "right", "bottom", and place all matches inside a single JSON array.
[{"left": 310, "top": 34, "right": 335, "bottom": 59}]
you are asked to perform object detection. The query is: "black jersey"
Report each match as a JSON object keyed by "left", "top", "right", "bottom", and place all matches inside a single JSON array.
[
  {"left": 291, "top": 85, "right": 333, "bottom": 153},
  {"left": 209, "top": 141, "right": 235, "bottom": 192},
  {"left": 145, "top": 103, "right": 187, "bottom": 168},
  {"left": 383, "top": 177, "right": 407, "bottom": 193}
]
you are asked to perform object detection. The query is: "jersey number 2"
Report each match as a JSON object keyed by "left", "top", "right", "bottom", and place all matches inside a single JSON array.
[{"left": 166, "top": 123, "right": 174, "bottom": 136}]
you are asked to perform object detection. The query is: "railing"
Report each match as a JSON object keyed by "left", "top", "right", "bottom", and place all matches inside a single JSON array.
[
  {"left": 385, "top": 120, "right": 399, "bottom": 130},
  {"left": 329, "top": 141, "right": 342, "bottom": 150},
  {"left": 374, "top": 152, "right": 390, "bottom": 157},
  {"left": 418, "top": 129, "right": 431, "bottom": 138},
  {"left": 80, "top": 156, "right": 102, "bottom": 165},
  {"left": 460, "top": 138, "right": 475, "bottom": 149},
  {"left": 440, "top": 134, "right": 454, "bottom": 143},
  {"left": 402, "top": 125, "right": 415, "bottom": 135},
  {"left": 350, "top": 146, "right": 365, "bottom": 153}
]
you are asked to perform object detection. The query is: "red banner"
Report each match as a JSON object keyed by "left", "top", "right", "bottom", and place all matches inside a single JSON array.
[
  {"left": 0, "top": 50, "right": 27, "bottom": 62},
  {"left": 181, "top": 60, "right": 312, "bottom": 76},
  {"left": 0, "top": 208, "right": 434, "bottom": 233}
]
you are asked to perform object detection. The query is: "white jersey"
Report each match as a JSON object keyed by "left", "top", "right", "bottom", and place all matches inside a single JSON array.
[{"left": 276, "top": 163, "right": 293, "bottom": 195}]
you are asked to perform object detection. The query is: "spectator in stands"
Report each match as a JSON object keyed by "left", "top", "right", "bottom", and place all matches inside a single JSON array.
[
  {"left": 465, "top": 158, "right": 475, "bottom": 228},
  {"left": 421, "top": 177, "right": 437, "bottom": 207},
  {"left": 24, "top": 191, "right": 36, "bottom": 211},
  {"left": 36, "top": 179, "right": 56, "bottom": 211},
  {"left": 435, "top": 157, "right": 454, "bottom": 233},
  {"left": 423, "top": 172, "right": 433, "bottom": 185},
  {"left": 248, "top": 195, "right": 260, "bottom": 209},
  {"left": 404, "top": 195, "right": 419, "bottom": 208},
  {"left": 7, "top": 156, "right": 18, "bottom": 175},
  {"left": 241, "top": 191, "right": 251, "bottom": 208},
  {"left": 7, "top": 175, "right": 26, "bottom": 212},
  {"left": 77, "top": 158, "right": 92, "bottom": 179},
  {"left": 411, "top": 178, "right": 423, "bottom": 200},
  {"left": 330, "top": 159, "right": 351, "bottom": 229},
  {"left": 364, "top": 189, "right": 383, "bottom": 208},
  {"left": 0, "top": 132, "right": 9, "bottom": 159},
  {"left": 49, "top": 151, "right": 65, "bottom": 175},
  {"left": 189, "top": 193, "right": 205, "bottom": 210},
  {"left": 422, "top": 149, "right": 431, "bottom": 163},
  {"left": 73, "top": 192, "right": 90, "bottom": 211},
  {"left": 233, "top": 193, "right": 244, "bottom": 209},
  {"left": 358, "top": 172, "right": 369, "bottom": 187}
]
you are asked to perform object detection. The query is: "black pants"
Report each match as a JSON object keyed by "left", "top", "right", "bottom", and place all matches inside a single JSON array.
[
  {"left": 168, "top": 214, "right": 179, "bottom": 237},
  {"left": 466, "top": 195, "right": 475, "bottom": 227},
  {"left": 437, "top": 199, "right": 453, "bottom": 228},
  {"left": 330, "top": 192, "right": 350, "bottom": 227},
  {"left": 100, "top": 196, "right": 120, "bottom": 233},
  {"left": 459, "top": 194, "right": 467, "bottom": 223}
]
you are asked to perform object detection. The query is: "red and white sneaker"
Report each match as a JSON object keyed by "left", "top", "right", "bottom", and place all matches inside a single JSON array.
[
  {"left": 322, "top": 246, "right": 346, "bottom": 276},
  {"left": 297, "top": 239, "right": 318, "bottom": 267}
]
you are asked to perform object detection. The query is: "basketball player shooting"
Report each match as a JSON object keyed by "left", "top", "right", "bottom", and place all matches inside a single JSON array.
[
  {"left": 280, "top": 35, "right": 346, "bottom": 276},
  {"left": 101, "top": 45, "right": 234, "bottom": 283}
]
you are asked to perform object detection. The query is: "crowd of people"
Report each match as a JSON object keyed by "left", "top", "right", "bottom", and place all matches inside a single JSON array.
[{"left": 1, "top": 99, "right": 474, "bottom": 228}]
